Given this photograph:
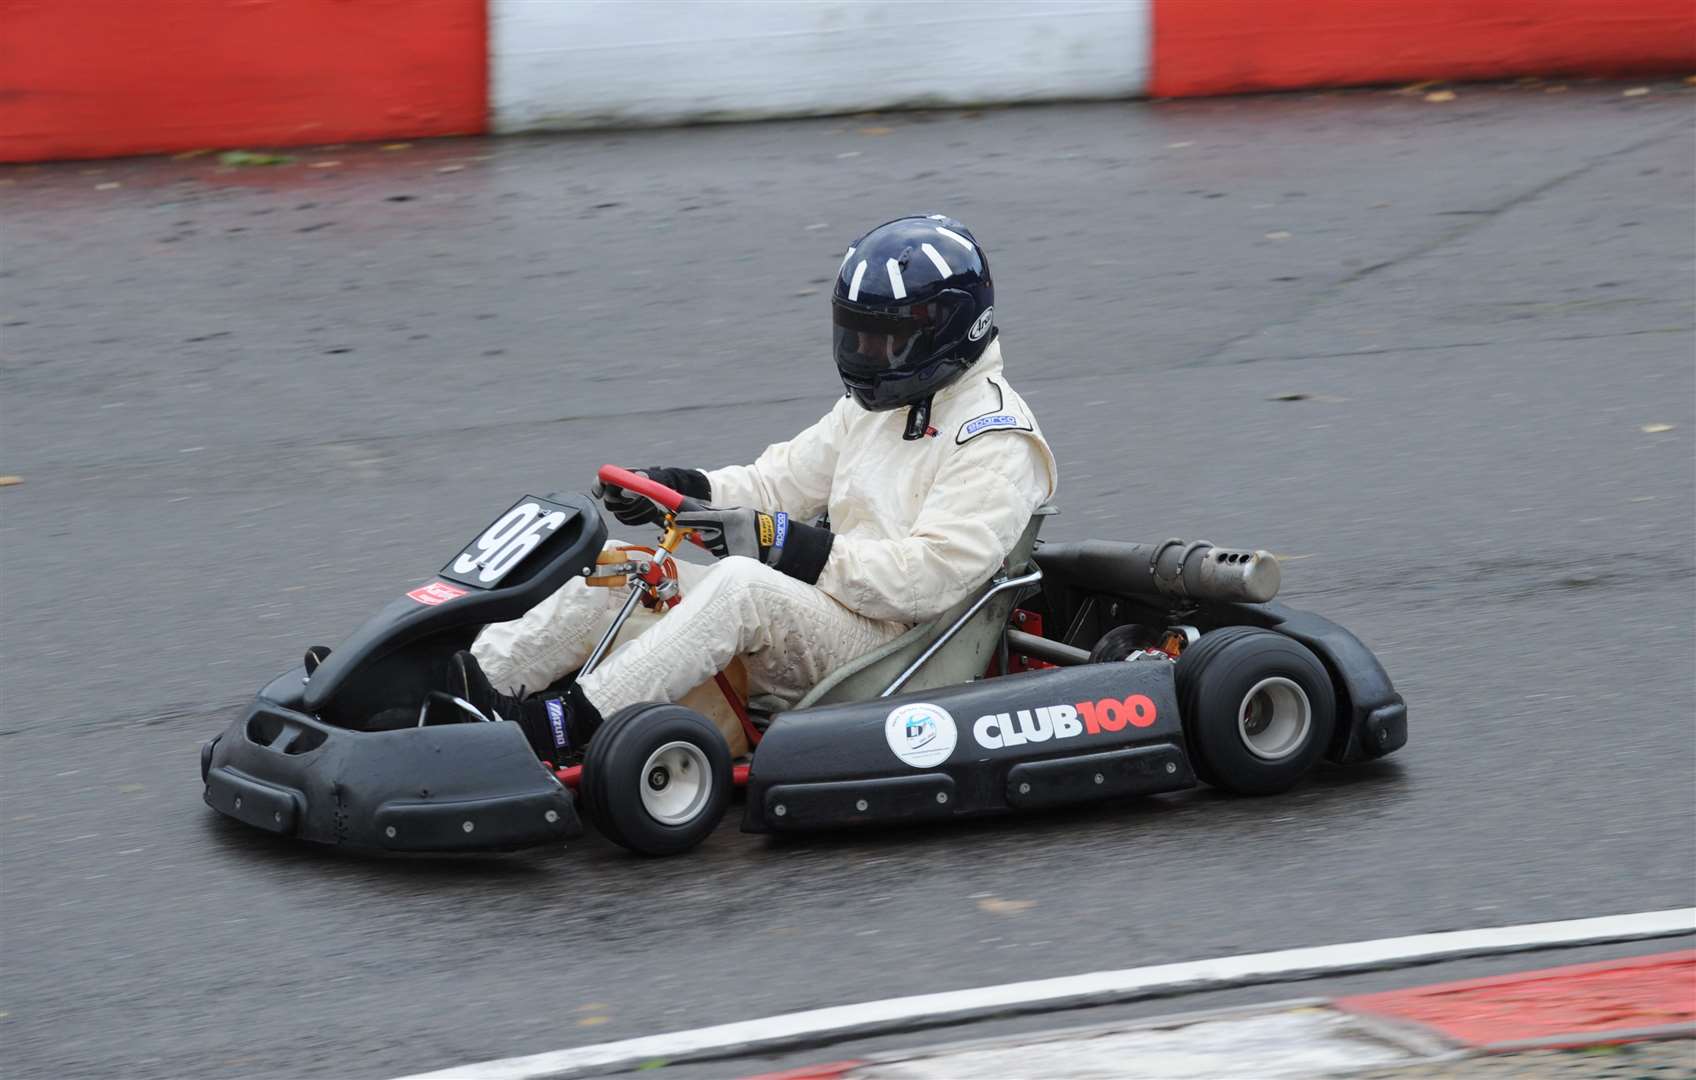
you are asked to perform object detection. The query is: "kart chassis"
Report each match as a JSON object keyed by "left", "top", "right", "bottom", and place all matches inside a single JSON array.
[{"left": 203, "top": 468, "right": 1406, "bottom": 854}]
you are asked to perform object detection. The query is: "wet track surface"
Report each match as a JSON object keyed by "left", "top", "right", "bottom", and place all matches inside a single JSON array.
[{"left": 3, "top": 83, "right": 1693, "bottom": 1078}]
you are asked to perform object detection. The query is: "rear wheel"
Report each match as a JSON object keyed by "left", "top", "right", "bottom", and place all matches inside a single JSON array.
[
  {"left": 1174, "top": 627, "right": 1259, "bottom": 785},
  {"left": 1177, "top": 628, "right": 1334, "bottom": 795},
  {"left": 581, "top": 703, "right": 731, "bottom": 856}
]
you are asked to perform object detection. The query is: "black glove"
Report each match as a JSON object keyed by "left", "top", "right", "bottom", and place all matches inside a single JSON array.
[
  {"left": 672, "top": 506, "right": 835, "bottom": 585},
  {"left": 592, "top": 466, "right": 710, "bottom": 527}
]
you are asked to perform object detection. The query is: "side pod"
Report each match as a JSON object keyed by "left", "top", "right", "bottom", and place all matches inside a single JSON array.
[{"left": 744, "top": 661, "right": 1196, "bottom": 833}]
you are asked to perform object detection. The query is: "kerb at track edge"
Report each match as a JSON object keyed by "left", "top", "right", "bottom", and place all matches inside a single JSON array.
[{"left": 391, "top": 907, "right": 1696, "bottom": 1080}]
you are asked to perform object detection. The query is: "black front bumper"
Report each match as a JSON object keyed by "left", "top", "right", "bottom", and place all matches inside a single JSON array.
[{"left": 203, "top": 673, "right": 580, "bottom": 852}]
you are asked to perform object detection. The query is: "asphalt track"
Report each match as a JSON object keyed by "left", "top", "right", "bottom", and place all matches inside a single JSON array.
[{"left": 2, "top": 81, "right": 1693, "bottom": 1079}]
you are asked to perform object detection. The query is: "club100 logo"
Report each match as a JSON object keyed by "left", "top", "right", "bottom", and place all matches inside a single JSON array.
[{"left": 972, "top": 694, "right": 1158, "bottom": 750}]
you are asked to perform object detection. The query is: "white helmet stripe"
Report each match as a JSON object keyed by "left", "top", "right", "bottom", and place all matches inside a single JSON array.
[
  {"left": 920, "top": 242, "right": 951, "bottom": 278},
  {"left": 839, "top": 245, "right": 856, "bottom": 270},
  {"left": 934, "top": 226, "right": 975, "bottom": 251},
  {"left": 886, "top": 259, "right": 907, "bottom": 300},
  {"left": 847, "top": 260, "right": 868, "bottom": 301}
]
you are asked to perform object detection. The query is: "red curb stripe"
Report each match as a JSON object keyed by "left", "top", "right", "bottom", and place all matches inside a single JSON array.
[
  {"left": 741, "top": 1062, "right": 865, "bottom": 1080},
  {"left": 1479, "top": 1020, "right": 1696, "bottom": 1054},
  {"left": 1337, "top": 949, "right": 1696, "bottom": 1048}
]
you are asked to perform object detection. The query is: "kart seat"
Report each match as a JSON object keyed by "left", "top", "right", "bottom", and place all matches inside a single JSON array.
[{"left": 791, "top": 505, "right": 1056, "bottom": 710}]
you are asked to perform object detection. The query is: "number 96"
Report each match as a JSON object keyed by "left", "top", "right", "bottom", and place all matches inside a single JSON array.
[{"left": 452, "top": 503, "right": 565, "bottom": 584}]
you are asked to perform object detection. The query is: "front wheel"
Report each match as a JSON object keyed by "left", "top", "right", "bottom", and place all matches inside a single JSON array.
[
  {"left": 581, "top": 703, "right": 731, "bottom": 856},
  {"left": 1178, "top": 629, "right": 1335, "bottom": 796}
]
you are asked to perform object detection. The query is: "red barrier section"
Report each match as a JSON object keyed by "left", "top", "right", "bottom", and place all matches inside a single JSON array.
[
  {"left": 1152, "top": 0, "right": 1696, "bottom": 97},
  {"left": 0, "top": 0, "right": 487, "bottom": 162}
]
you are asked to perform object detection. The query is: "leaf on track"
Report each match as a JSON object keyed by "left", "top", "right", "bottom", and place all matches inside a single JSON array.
[{"left": 218, "top": 151, "right": 294, "bottom": 167}]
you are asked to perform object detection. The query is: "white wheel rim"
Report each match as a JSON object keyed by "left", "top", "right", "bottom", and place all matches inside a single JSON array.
[
  {"left": 1237, "top": 677, "right": 1312, "bottom": 761},
  {"left": 639, "top": 741, "right": 712, "bottom": 826}
]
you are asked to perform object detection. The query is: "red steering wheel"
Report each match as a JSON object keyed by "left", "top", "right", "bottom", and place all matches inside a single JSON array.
[{"left": 596, "top": 464, "right": 712, "bottom": 515}]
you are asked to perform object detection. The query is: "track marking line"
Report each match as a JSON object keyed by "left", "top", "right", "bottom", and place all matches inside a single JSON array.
[{"left": 391, "top": 908, "right": 1695, "bottom": 1080}]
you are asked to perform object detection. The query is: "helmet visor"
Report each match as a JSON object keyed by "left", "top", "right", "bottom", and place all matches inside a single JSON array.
[{"left": 831, "top": 296, "right": 962, "bottom": 383}]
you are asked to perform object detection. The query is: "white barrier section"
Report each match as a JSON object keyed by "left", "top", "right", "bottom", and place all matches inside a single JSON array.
[{"left": 492, "top": 1, "right": 1151, "bottom": 132}]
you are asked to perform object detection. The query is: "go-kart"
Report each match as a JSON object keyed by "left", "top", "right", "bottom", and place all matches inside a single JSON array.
[{"left": 201, "top": 466, "right": 1406, "bottom": 856}]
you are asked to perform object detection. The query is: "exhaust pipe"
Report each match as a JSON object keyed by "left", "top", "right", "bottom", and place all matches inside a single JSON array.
[{"left": 1036, "top": 539, "right": 1281, "bottom": 604}]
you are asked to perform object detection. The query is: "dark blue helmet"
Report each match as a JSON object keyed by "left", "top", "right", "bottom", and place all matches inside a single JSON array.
[{"left": 832, "top": 215, "right": 995, "bottom": 412}]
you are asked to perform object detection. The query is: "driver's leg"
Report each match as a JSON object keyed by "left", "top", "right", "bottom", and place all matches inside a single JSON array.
[
  {"left": 578, "top": 555, "right": 907, "bottom": 716},
  {"left": 470, "top": 540, "right": 710, "bottom": 695}
]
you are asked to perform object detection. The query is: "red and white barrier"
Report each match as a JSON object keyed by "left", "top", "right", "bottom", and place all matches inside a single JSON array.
[{"left": 2, "top": 0, "right": 1692, "bottom": 162}]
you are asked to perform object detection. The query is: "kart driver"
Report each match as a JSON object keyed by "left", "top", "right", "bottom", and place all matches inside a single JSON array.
[{"left": 446, "top": 215, "right": 1057, "bottom": 761}]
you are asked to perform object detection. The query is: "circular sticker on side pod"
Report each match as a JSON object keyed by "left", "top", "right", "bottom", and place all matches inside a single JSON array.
[{"left": 884, "top": 702, "right": 957, "bottom": 769}]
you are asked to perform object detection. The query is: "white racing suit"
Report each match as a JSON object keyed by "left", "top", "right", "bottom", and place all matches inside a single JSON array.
[{"left": 473, "top": 340, "right": 1058, "bottom": 718}]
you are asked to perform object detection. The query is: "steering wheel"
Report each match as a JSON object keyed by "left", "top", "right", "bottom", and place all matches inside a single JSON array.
[
  {"left": 590, "top": 467, "right": 759, "bottom": 744},
  {"left": 596, "top": 465, "right": 708, "bottom": 556}
]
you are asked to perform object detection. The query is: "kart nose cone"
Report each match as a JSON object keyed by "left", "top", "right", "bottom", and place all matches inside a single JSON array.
[{"left": 204, "top": 695, "right": 583, "bottom": 851}]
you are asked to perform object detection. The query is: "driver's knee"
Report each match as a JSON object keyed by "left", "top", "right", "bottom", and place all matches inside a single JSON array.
[
  {"left": 687, "top": 555, "right": 790, "bottom": 613},
  {"left": 696, "top": 554, "right": 772, "bottom": 596}
]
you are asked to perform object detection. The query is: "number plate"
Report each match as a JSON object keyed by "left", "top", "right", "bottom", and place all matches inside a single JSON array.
[{"left": 440, "top": 496, "right": 578, "bottom": 589}]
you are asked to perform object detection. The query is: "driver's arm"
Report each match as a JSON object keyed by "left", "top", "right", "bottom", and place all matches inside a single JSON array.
[
  {"left": 703, "top": 399, "right": 847, "bottom": 521},
  {"left": 816, "top": 432, "right": 1053, "bottom": 625}
]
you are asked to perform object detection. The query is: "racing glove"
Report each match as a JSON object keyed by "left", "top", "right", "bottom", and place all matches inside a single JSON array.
[
  {"left": 673, "top": 506, "right": 835, "bottom": 586},
  {"left": 592, "top": 466, "right": 710, "bottom": 527}
]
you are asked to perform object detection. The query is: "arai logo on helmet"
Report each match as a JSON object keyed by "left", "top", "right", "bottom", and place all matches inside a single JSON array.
[
  {"left": 968, "top": 306, "right": 994, "bottom": 342},
  {"left": 884, "top": 702, "right": 957, "bottom": 768}
]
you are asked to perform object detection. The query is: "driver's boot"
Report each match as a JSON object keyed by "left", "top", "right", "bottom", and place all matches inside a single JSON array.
[{"left": 449, "top": 651, "right": 603, "bottom": 765}]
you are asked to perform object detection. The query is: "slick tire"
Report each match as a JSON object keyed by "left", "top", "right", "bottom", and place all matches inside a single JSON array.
[
  {"left": 1177, "top": 628, "right": 1334, "bottom": 796},
  {"left": 581, "top": 703, "right": 731, "bottom": 856},
  {"left": 1173, "top": 627, "right": 1259, "bottom": 786}
]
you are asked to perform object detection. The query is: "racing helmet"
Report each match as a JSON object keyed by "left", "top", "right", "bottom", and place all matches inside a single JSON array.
[{"left": 832, "top": 215, "right": 995, "bottom": 412}]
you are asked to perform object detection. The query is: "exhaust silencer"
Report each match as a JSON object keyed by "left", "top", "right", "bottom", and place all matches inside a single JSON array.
[
  {"left": 1037, "top": 539, "right": 1281, "bottom": 604},
  {"left": 1145, "top": 538, "right": 1280, "bottom": 603}
]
